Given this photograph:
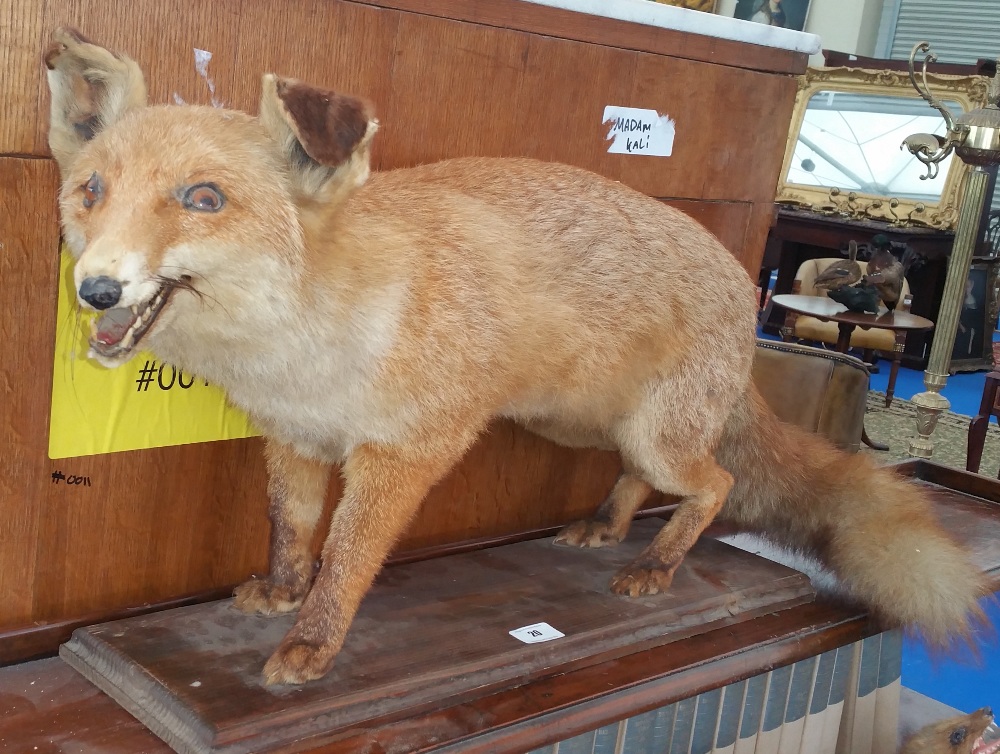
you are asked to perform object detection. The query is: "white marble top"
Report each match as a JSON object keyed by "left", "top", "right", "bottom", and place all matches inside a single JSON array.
[{"left": 521, "top": 0, "right": 822, "bottom": 55}]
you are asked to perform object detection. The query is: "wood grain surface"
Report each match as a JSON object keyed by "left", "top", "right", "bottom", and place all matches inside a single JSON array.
[
  {"left": 0, "top": 603, "right": 867, "bottom": 754},
  {"left": 60, "top": 520, "right": 814, "bottom": 754}
]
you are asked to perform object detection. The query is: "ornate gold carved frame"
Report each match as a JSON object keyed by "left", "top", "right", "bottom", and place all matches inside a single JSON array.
[{"left": 776, "top": 66, "right": 990, "bottom": 230}]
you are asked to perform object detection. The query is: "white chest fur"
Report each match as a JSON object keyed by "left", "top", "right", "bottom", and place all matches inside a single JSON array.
[{"left": 151, "top": 279, "right": 413, "bottom": 462}]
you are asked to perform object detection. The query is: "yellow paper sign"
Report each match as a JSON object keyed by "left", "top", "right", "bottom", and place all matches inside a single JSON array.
[{"left": 48, "top": 248, "right": 259, "bottom": 459}]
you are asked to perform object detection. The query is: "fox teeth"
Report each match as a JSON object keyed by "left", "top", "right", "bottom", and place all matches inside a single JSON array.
[
  {"left": 130, "top": 304, "right": 138, "bottom": 316},
  {"left": 89, "top": 319, "right": 98, "bottom": 340},
  {"left": 120, "top": 329, "right": 135, "bottom": 350}
]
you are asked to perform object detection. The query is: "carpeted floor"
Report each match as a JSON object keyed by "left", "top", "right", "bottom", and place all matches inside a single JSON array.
[{"left": 863, "top": 391, "right": 1000, "bottom": 472}]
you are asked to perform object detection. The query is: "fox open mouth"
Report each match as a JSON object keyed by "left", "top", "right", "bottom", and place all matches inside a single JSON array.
[
  {"left": 972, "top": 718, "right": 1000, "bottom": 754},
  {"left": 89, "top": 282, "right": 176, "bottom": 358},
  {"left": 975, "top": 731, "right": 1000, "bottom": 754}
]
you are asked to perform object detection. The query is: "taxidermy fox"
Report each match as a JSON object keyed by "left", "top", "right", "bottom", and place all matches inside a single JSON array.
[
  {"left": 900, "top": 707, "right": 1000, "bottom": 754},
  {"left": 45, "top": 28, "right": 987, "bottom": 686}
]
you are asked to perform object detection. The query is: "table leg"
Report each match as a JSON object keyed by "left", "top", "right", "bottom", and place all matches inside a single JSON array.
[
  {"left": 835, "top": 323, "right": 855, "bottom": 354},
  {"left": 885, "top": 343, "right": 903, "bottom": 408},
  {"left": 837, "top": 325, "right": 890, "bottom": 451}
]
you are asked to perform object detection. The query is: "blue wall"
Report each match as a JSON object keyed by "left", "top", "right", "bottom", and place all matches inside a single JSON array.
[{"left": 902, "top": 596, "right": 999, "bottom": 713}]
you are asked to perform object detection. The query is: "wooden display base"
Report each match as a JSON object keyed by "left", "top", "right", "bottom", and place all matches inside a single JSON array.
[{"left": 60, "top": 519, "right": 814, "bottom": 754}]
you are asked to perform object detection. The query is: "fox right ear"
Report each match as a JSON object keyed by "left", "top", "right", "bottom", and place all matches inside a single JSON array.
[
  {"left": 259, "top": 74, "right": 378, "bottom": 202},
  {"left": 44, "top": 27, "right": 147, "bottom": 174}
]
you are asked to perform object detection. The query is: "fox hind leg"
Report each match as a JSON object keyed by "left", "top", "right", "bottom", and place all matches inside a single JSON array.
[
  {"left": 610, "top": 451, "right": 732, "bottom": 596},
  {"left": 554, "top": 471, "right": 653, "bottom": 548},
  {"left": 603, "top": 371, "right": 739, "bottom": 596}
]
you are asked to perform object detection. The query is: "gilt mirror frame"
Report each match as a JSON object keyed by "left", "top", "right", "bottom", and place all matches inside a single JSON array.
[{"left": 776, "top": 66, "right": 990, "bottom": 230}]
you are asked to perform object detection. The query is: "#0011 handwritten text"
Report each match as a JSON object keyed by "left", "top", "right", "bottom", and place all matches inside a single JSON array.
[{"left": 603, "top": 105, "right": 675, "bottom": 157}]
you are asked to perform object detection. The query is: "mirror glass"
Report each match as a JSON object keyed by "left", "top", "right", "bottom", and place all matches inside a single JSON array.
[{"left": 784, "top": 91, "right": 963, "bottom": 201}]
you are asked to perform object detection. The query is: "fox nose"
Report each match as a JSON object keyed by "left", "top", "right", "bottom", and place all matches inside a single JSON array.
[{"left": 79, "top": 276, "right": 122, "bottom": 310}]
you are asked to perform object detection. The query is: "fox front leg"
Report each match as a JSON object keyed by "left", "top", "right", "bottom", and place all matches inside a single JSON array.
[
  {"left": 233, "top": 440, "right": 331, "bottom": 615},
  {"left": 262, "top": 440, "right": 470, "bottom": 685}
]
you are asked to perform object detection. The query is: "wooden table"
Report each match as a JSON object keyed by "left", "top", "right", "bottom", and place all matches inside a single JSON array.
[
  {"left": 771, "top": 294, "right": 934, "bottom": 450},
  {"left": 761, "top": 208, "right": 955, "bottom": 369},
  {"left": 771, "top": 295, "right": 935, "bottom": 353}
]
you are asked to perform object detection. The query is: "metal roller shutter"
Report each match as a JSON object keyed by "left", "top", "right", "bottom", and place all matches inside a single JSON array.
[
  {"left": 888, "top": 0, "right": 1000, "bottom": 64},
  {"left": 887, "top": 1, "right": 1000, "bottom": 214}
]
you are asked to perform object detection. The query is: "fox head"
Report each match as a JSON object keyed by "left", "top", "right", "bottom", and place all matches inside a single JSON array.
[
  {"left": 902, "top": 707, "right": 1000, "bottom": 754},
  {"left": 44, "top": 28, "right": 378, "bottom": 368}
]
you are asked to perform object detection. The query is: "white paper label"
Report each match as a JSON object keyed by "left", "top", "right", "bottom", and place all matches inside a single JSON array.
[
  {"left": 509, "top": 622, "right": 565, "bottom": 644},
  {"left": 603, "top": 105, "right": 675, "bottom": 157}
]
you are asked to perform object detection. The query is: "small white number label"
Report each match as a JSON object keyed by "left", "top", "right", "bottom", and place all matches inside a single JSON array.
[{"left": 509, "top": 622, "right": 565, "bottom": 644}]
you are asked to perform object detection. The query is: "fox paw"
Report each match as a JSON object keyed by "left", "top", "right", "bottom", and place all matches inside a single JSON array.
[
  {"left": 610, "top": 564, "right": 674, "bottom": 597},
  {"left": 233, "top": 577, "right": 307, "bottom": 616},
  {"left": 554, "top": 520, "right": 624, "bottom": 548},
  {"left": 263, "top": 639, "right": 337, "bottom": 686}
]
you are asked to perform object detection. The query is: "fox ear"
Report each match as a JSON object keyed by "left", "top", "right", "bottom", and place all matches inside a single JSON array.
[
  {"left": 259, "top": 74, "right": 378, "bottom": 200},
  {"left": 44, "top": 27, "right": 147, "bottom": 174}
]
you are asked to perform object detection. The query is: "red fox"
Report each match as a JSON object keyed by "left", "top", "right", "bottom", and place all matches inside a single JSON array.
[
  {"left": 45, "top": 28, "right": 987, "bottom": 685},
  {"left": 900, "top": 707, "right": 999, "bottom": 754}
]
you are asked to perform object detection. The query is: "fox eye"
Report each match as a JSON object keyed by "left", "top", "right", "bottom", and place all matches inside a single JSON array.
[
  {"left": 181, "top": 183, "right": 225, "bottom": 213},
  {"left": 950, "top": 727, "right": 967, "bottom": 745},
  {"left": 81, "top": 173, "right": 102, "bottom": 208}
]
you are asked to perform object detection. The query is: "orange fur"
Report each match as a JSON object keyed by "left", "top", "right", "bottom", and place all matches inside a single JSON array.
[
  {"left": 717, "top": 388, "right": 988, "bottom": 647},
  {"left": 45, "top": 29, "right": 988, "bottom": 685},
  {"left": 900, "top": 708, "right": 997, "bottom": 754}
]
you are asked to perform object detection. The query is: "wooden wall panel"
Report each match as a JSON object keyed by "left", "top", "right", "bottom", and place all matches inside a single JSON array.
[
  {"left": 233, "top": 0, "right": 401, "bottom": 141},
  {"left": 628, "top": 52, "right": 798, "bottom": 203},
  {"left": 373, "top": 14, "right": 799, "bottom": 202},
  {"left": 501, "top": 33, "right": 639, "bottom": 178},
  {"left": 30, "top": 440, "right": 271, "bottom": 622},
  {"left": 365, "top": 0, "right": 808, "bottom": 76},
  {"left": 0, "top": 158, "right": 61, "bottom": 625},
  {"left": 33, "top": 0, "right": 247, "bottom": 151},
  {"left": 0, "top": 0, "right": 805, "bottom": 631},
  {"left": 743, "top": 201, "right": 780, "bottom": 274},
  {"left": 0, "top": 0, "right": 45, "bottom": 153},
  {"left": 378, "top": 14, "right": 533, "bottom": 163},
  {"left": 17, "top": 0, "right": 800, "bottom": 203}
]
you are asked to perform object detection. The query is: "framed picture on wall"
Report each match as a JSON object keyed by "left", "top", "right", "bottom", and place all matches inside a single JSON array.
[
  {"left": 734, "top": 0, "right": 811, "bottom": 31},
  {"left": 951, "top": 257, "right": 1000, "bottom": 372}
]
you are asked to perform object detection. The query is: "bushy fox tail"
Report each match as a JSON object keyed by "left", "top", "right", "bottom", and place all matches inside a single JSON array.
[{"left": 716, "top": 385, "right": 988, "bottom": 647}]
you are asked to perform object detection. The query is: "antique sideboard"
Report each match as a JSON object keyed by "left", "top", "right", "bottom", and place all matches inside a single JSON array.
[{"left": 0, "top": 0, "right": 814, "bottom": 640}]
